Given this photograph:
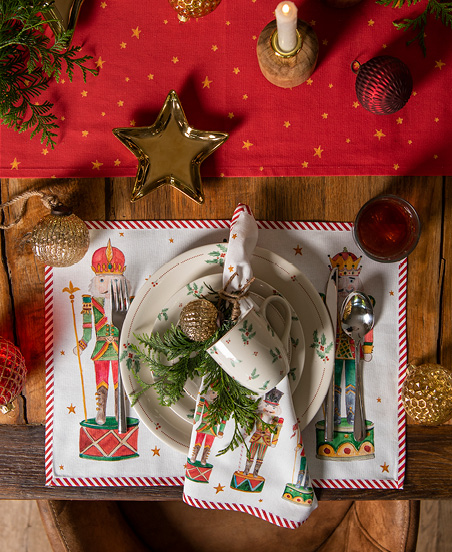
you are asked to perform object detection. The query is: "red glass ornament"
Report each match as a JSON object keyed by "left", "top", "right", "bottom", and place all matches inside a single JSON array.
[
  {"left": 353, "top": 56, "right": 413, "bottom": 114},
  {"left": 0, "top": 337, "right": 27, "bottom": 413}
]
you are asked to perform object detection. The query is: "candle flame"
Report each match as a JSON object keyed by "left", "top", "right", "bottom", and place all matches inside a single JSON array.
[{"left": 282, "top": 3, "right": 290, "bottom": 13}]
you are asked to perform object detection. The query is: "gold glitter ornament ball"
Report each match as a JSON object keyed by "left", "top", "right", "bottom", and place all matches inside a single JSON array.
[
  {"left": 30, "top": 205, "right": 90, "bottom": 267},
  {"left": 168, "top": 0, "right": 222, "bottom": 22},
  {"left": 179, "top": 299, "right": 218, "bottom": 342},
  {"left": 401, "top": 363, "right": 452, "bottom": 425}
]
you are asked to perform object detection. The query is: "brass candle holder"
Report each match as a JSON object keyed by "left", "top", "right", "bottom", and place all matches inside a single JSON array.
[{"left": 257, "top": 19, "right": 319, "bottom": 88}]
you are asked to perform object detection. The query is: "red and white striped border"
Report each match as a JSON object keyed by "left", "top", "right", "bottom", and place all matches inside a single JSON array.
[
  {"left": 396, "top": 259, "right": 408, "bottom": 488},
  {"left": 44, "top": 220, "right": 405, "bottom": 490},
  {"left": 44, "top": 267, "right": 55, "bottom": 486},
  {"left": 84, "top": 219, "right": 353, "bottom": 232},
  {"left": 312, "top": 258, "right": 407, "bottom": 491},
  {"left": 50, "top": 476, "right": 184, "bottom": 487},
  {"left": 183, "top": 494, "right": 303, "bottom": 529}
]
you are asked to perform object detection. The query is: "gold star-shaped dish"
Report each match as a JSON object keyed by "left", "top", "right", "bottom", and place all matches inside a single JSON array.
[
  {"left": 112, "top": 90, "right": 229, "bottom": 204},
  {"left": 43, "top": 0, "right": 85, "bottom": 39}
]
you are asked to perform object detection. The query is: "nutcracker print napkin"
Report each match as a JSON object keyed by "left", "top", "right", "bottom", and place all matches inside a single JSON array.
[
  {"left": 183, "top": 205, "right": 317, "bottom": 528},
  {"left": 45, "top": 217, "right": 406, "bottom": 526}
]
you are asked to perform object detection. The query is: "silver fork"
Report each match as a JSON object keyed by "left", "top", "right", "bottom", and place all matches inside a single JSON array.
[{"left": 111, "top": 278, "right": 130, "bottom": 434}]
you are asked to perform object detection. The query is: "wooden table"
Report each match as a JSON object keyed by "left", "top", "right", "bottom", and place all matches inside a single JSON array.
[{"left": 1, "top": 175, "right": 451, "bottom": 500}]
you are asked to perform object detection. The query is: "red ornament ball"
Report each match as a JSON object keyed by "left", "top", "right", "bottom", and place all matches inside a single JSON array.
[
  {"left": 353, "top": 56, "right": 413, "bottom": 114},
  {"left": 0, "top": 337, "right": 27, "bottom": 413}
]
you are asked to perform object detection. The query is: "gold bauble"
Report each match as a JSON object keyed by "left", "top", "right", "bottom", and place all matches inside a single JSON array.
[
  {"left": 401, "top": 363, "right": 452, "bottom": 425},
  {"left": 30, "top": 205, "right": 90, "bottom": 267},
  {"left": 168, "top": 0, "right": 222, "bottom": 22},
  {"left": 179, "top": 299, "right": 218, "bottom": 342}
]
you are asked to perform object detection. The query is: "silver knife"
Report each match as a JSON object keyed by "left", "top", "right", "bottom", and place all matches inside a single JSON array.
[{"left": 324, "top": 267, "right": 338, "bottom": 441}]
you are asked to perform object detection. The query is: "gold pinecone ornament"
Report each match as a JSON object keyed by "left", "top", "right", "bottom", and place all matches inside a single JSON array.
[
  {"left": 179, "top": 299, "right": 218, "bottom": 341},
  {"left": 30, "top": 204, "right": 90, "bottom": 267},
  {"left": 401, "top": 363, "right": 452, "bottom": 425},
  {"left": 168, "top": 0, "right": 222, "bottom": 22}
]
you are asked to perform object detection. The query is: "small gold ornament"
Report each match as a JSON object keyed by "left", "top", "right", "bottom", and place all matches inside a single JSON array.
[
  {"left": 168, "top": 0, "right": 222, "bottom": 22},
  {"left": 179, "top": 299, "right": 218, "bottom": 342},
  {"left": 112, "top": 90, "right": 228, "bottom": 205},
  {"left": 401, "top": 363, "right": 452, "bottom": 425},
  {"left": 30, "top": 204, "right": 90, "bottom": 267}
]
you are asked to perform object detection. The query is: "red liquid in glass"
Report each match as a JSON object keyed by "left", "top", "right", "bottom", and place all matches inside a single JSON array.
[{"left": 356, "top": 199, "right": 416, "bottom": 259}]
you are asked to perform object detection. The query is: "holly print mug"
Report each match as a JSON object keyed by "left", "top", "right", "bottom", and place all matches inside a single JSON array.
[{"left": 207, "top": 295, "right": 292, "bottom": 394}]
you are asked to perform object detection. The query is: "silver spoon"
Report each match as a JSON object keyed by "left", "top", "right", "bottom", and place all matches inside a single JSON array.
[{"left": 340, "top": 291, "right": 375, "bottom": 442}]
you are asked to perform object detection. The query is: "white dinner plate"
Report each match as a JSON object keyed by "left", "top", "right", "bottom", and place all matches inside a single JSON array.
[
  {"left": 149, "top": 274, "right": 305, "bottom": 423},
  {"left": 120, "top": 244, "right": 334, "bottom": 455}
]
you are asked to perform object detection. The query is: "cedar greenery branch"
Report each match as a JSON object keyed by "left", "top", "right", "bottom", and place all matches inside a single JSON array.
[
  {"left": 377, "top": 0, "right": 452, "bottom": 56},
  {"left": 0, "top": 0, "right": 97, "bottom": 148},
  {"left": 123, "top": 289, "right": 275, "bottom": 456}
]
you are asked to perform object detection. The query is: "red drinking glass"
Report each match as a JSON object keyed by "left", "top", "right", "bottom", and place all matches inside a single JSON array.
[{"left": 353, "top": 195, "right": 421, "bottom": 262}]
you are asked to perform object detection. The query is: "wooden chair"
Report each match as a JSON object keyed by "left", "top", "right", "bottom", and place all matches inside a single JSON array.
[{"left": 38, "top": 499, "right": 420, "bottom": 551}]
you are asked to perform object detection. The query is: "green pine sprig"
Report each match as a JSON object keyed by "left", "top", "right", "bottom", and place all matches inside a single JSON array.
[
  {"left": 201, "top": 364, "right": 267, "bottom": 456},
  {"left": 0, "top": 0, "right": 97, "bottom": 147},
  {"left": 127, "top": 293, "right": 275, "bottom": 455},
  {"left": 129, "top": 322, "right": 233, "bottom": 407},
  {"left": 376, "top": 0, "right": 452, "bottom": 55}
]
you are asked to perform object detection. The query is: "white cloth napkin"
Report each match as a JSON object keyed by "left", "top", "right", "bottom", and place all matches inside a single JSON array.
[{"left": 183, "top": 204, "right": 318, "bottom": 528}]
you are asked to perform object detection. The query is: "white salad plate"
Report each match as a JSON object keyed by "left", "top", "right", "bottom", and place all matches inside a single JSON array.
[{"left": 120, "top": 244, "right": 334, "bottom": 455}]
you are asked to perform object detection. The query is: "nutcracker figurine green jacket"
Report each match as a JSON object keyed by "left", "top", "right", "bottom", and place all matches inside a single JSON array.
[{"left": 78, "top": 295, "right": 119, "bottom": 362}]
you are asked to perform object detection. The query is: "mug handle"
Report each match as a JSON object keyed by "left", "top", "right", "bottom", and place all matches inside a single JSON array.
[{"left": 259, "top": 295, "right": 292, "bottom": 355}]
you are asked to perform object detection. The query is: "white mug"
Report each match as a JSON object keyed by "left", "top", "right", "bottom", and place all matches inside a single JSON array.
[{"left": 207, "top": 295, "right": 292, "bottom": 393}]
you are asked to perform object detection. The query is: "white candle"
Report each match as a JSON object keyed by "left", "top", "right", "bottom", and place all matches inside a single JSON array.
[{"left": 275, "top": 1, "right": 298, "bottom": 53}]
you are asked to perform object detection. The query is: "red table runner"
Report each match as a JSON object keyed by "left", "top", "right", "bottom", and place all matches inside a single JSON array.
[{"left": 1, "top": 0, "right": 451, "bottom": 178}]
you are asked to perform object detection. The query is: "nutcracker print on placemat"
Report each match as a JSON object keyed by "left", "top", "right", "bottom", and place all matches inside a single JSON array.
[
  {"left": 282, "top": 421, "right": 314, "bottom": 505},
  {"left": 316, "top": 248, "right": 375, "bottom": 461},
  {"left": 185, "top": 385, "right": 227, "bottom": 483},
  {"left": 66, "top": 239, "right": 140, "bottom": 461},
  {"left": 230, "top": 388, "right": 284, "bottom": 493}
]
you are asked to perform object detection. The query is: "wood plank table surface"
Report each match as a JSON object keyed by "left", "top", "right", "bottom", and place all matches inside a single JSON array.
[{"left": 0, "top": 175, "right": 451, "bottom": 501}]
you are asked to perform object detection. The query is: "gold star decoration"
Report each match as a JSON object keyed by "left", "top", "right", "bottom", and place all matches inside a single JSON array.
[
  {"left": 314, "top": 145, "right": 323, "bottom": 158},
  {"left": 381, "top": 462, "right": 389, "bottom": 473},
  {"left": 43, "top": 0, "right": 85, "bottom": 41},
  {"left": 374, "top": 129, "right": 386, "bottom": 141},
  {"left": 214, "top": 483, "right": 225, "bottom": 494},
  {"left": 112, "top": 90, "right": 228, "bottom": 204},
  {"left": 67, "top": 404, "right": 76, "bottom": 414},
  {"left": 294, "top": 244, "right": 302, "bottom": 255},
  {"left": 151, "top": 446, "right": 160, "bottom": 456}
]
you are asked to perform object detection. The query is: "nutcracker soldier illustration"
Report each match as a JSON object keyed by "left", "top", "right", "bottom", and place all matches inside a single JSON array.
[
  {"left": 185, "top": 386, "right": 226, "bottom": 483},
  {"left": 316, "top": 248, "right": 375, "bottom": 460},
  {"left": 72, "top": 239, "right": 139, "bottom": 461},
  {"left": 282, "top": 423, "right": 315, "bottom": 505},
  {"left": 75, "top": 239, "right": 131, "bottom": 425},
  {"left": 230, "top": 387, "right": 284, "bottom": 493}
]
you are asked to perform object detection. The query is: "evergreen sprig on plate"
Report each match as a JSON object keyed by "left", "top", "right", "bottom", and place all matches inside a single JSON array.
[
  {"left": 0, "top": 0, "right": 97, "bottom": 147},
  {"left": 376, "top": 0, "right": 452, "bottom": 55},
  {"left": 126, "top": 293, "right": 274, "bottom": 456},
  {"left": 129, "top": 322, "right": 234, "bottom": 407}
]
